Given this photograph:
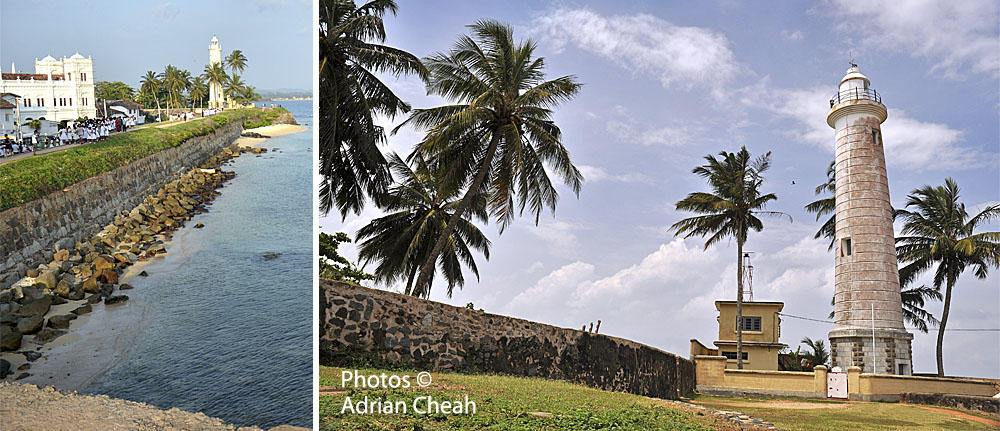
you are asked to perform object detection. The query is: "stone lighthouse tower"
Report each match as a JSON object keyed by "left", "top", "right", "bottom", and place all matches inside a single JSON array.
[
  {"left": 826, "top": 64, "right": 913, "bottom": 375},
  {"left": 208, "top": 36, "right": 223, "bottom": 108}
]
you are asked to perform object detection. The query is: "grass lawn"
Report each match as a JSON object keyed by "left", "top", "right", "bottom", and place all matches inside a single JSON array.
[
  {"left": 319, "top": 366, "right": 736, "bottom": 431},
  {"left": 691, "top": 394, "right": 996, "bottom": 431},
  {"left": 0, "top": 107, "right": 285, "bottom": 211}
]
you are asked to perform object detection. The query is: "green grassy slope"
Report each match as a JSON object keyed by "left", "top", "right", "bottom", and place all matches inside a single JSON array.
[
  {"left": 319, "top": 366, "right": 733, "bottom": 431},
  {"left": 0, "top": 107, "right": 285, "bottom": 210}
]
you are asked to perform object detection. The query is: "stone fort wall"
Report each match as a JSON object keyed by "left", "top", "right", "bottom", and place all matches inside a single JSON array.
[
  {"left": 320, "top": 280, "right": 696, "bottom": 400},
  {"left": 0, "top": 122, "right": 244, "bottom": 286}
]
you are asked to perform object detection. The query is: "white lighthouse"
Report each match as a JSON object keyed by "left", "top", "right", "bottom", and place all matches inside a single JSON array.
[
  {"left": 826, "top": 64, "right": 913, "bottom": 375},
  {"left": 208, "top": 36, "right": 223, "bottom": 108}
]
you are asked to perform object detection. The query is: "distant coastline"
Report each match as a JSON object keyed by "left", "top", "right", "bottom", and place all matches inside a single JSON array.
[{"left": 263, "top": 97, "right": 312, "bottom": 101}]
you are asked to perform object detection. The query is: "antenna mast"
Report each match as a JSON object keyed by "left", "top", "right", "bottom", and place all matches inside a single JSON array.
[{"left": 742, "top": 252, "right": 754, "bottom": 302}]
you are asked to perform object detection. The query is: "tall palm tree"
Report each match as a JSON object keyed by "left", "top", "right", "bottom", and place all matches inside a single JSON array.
[
  {"left": 398, "top": 20, "right": 584, "bottom": 298},
  {"left": 225, "top": 74, "right": 245, "bottom": 107},
  {"left": 356, "top": 153, "right": 490, "bottom": 297},
  {"left": 901, "top": 284, "right": 941, "bottom": 333},
  {"left": 670, "top": 147, "right": 789, "bottom": 369},
  {"left": 204, "top": 63, "right": 229, "bottom": 108},
  {"left": 895, "top": 178, "right": 1000, "bottom": 376},
  {"left": 804, "top": 160, "right": 836, "bottom": 250},
  {"left": 319, "top": 0, "right": 426, "bottom": 217},
  {"left": 800, "top": 337, "right": 830, "bottom": 368},
  {"left": 189, "top": 76, "right": 208, "bottom": 109},
  {"left": 225, "top": 49, "right": 248, "bottom": 76},
  {"left": 139, "top": 70, "right": 163, "bottom": 117}
]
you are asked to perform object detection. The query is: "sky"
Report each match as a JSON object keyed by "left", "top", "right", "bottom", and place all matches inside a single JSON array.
[
  {"left": 321, "top": 0, "right": 1000, "bottom": 378},
  {"left": 0, "top": 0, "right": 311, "bottom": 91}
]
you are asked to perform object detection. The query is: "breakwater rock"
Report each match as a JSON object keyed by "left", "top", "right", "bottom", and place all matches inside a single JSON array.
[
  {"left": 1, "top": 142, "right": 254, "bottom": 380},
  {"left": 1, "top": 122, "right": 244, "bottom": 286}
]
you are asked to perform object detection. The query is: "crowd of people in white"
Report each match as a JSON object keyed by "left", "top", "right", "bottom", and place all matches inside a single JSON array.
[{"left": 1, "top": 116, "right": 138, "bottom": 158}]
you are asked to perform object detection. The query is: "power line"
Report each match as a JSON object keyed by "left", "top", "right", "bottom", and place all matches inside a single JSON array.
[{"left": 776, "top": 313, "right": 1000, "bottom": 332}]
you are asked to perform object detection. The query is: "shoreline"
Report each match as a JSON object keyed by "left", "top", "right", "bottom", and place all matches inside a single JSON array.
[{"left": 1, "top": 125, "right": 293, "bottom": 390}]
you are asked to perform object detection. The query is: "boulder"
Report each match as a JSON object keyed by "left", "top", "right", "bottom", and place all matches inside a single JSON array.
[
  {"left": 93, "top": 256, "right": 112, "bottom": 271},
  {"left": 50, "top": 295, "right": 67, "bottom": 305},
  {"left": 25, "top": 269, "right": 39, "bottom": 278},
  {"left": 53, "top": 249, "right": 69, "bottom": 261},
  {"left": 119, "top": 283, "right": 134, "bottom": 290},
  {"left": 85, "top": 294, "right": 103, "bottom": 304},
  {"left": 194, "top": 222, "right": 204, "bottom": 228},
  {"left": 104, "top": 295, "right": 129, "bottom": 305},
  {"left": 54, "top": 279, "right": 72, "bottom": 298},
  {"left": 47, "top": 314, "right": 77, "bottom": 329},
  {"left": 97, "top": 269, "right": 118, "bottom": 284},
  {"left": 262, "top": 253, "right": 282, "bottom": 259},
  {"left": 20, "top": 287, "right": 46, "bottom": 302},
  {"left": 82, "top": 277, "right": 100, "bottom": 293},
  {"left": 15, "top": 315, "right": 44, "bottom": 335},
  {"left": 23, "top": 351, "right": 41, "bottom": 362},
  {"left": 66, "top": 287, "right": 85, "bottom": 301},
  {"left": 18, "top": 296, "right": 52, "bottom": 317},
  {"left": 0, "top": 311, "right": 15, "bottom": 325},
  {"left": 138, "top": 271, "right": 149, "bottom": 277},
  {"left": 1, "top": 326, "right": 21, "bottom": 351},
  {"left": 71, "top": 304, "right": 92, "bottom": 315},
  {"left": 0, "top": 358, "right": 9, "bottom": 378},
  {"left": 35, "top": 270, "right": 58, "bottom": 290},
  {"left": 32, "top": 328, "right": 65, "bottom": 344}
]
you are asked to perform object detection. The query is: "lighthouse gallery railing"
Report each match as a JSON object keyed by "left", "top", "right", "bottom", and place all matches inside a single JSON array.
[{"left": 829, "top": 88, "right": 881, "bottom": 107}]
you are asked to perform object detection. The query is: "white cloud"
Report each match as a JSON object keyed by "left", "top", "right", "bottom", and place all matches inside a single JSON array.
[
  {"left": 826, "top": 0, "right": 1000, "bottom": 78},
  {"left": 531, "top": 8, "right": 740, "bottom": 95},
  {"left": 152, "top": 2, "right": 178, "bottom": 20},
  {"left": 605, "top": 105, "right": 698, "bottom": 147},
  {"left": 781, "top": 29, "right": 805, "bottom": 41},
  {"left": 508, "top": 261, "right": 595, "bottom": 311},
  {"left": 577, "top": 165, "right": 652, "bottom": 184},
  {"left": 746, "top": 80, "right": 980, "bottom": 171},
  {"left": 524, "top": 220, "right": 582, "bottom": 258}
]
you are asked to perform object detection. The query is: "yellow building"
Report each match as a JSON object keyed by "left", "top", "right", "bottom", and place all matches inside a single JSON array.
[{"left": 690, "top": 301, "right": 784, "bottom": 370}]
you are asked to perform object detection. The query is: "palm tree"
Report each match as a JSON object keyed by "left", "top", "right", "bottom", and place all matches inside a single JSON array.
[
  {"left": 189, "top": 76, "right": 208, "bottom": 109},
  {"left": 319, "top": 0, "right": 426, "bottom": 217},
  {"left": 225, "top": 49, "right": 248, "bottom": 76},
  {"left": 670, "top": 147, "right": 789, "bottom": 369},
  {"left": 139, "top": 70, "right": 163, "bottom": 117},
  {"left": 895, "top": 178, "right": 1000, "bottom": 376},
  {"left": 225, "top": 74, "right": 245, "bottom": 107},
  {"left": 356, "top": 153, "right": 491, "bottom": 297},
  {"left": 398, "top": 20, "right": 584, "bottom": 298},
  {"left": 804, "top": 160, "right": 836, "bottom": 250},
  {"left": 204, "top": 63, "right": 229, "bottom": 108},
  {"left": 162, "top": 65, "right": 189, "bottom": 113},
  {"left": 901, "top": 284, "right": 941, "bottom": 333},
  {"left": 800, "top": 337, "right": 830, "bottom": 368}
]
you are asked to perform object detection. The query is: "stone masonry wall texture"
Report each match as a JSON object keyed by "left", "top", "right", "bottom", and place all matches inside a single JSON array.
[
  {"left": 0, "top": 122, "right": 243, "bottom": 286},
  {"left": 320, "top": 280, "right": 696, "bottom": 400}
]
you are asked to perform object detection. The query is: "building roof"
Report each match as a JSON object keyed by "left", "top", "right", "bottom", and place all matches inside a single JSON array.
[
  {"left": 1, "top": 73, "right": 65, "bottom": 81},
  {"left": 0, "top": 99, "right": 15, "bottom": 109},
  {"left": 715, "top": 300, "right": 784, "bottom": 306},
  {"left": 0, "top": 92, "right": 21, "bottom": 98},
  {"left": 69, "top": 53, "right": 86, "bottom": 59},
  {"left": 40, "top": 55, "right": 57, "bottom": 62}
]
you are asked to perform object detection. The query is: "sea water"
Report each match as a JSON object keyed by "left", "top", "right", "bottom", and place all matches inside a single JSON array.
[{"left": 83, "top": 100, "right": 313, "bottom": 428}]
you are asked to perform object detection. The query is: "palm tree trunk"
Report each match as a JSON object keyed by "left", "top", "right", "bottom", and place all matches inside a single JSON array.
[
  {"left": 936, "top": 274, "right": 954, "bottom": 377},
  {"left": 736, "top": 240, "right": 744, "bottom": 370},
  {"left": 411, "top": 131, "right": 502, "bottom": 297}
]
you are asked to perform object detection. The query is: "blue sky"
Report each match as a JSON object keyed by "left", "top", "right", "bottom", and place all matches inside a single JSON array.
[
  {"left": 322, "top": 1, "right": 1000, "bottom": 378},
  {"left": 1, "top": 0, "right": 311, "bottom": 91}
]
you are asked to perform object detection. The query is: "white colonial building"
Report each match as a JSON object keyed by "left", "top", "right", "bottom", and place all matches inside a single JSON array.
[{"left": 0, "top": 53, "right": 98, "bottom": 124}]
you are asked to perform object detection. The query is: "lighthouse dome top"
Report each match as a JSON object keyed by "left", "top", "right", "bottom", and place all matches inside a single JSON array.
[{"left": 840, "top": 64, "right": 870, "bottom": 87}]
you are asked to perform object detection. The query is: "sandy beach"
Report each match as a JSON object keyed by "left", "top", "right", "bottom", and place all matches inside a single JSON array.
[{"left": 235, "top": 124, "right": 306, "bottom": 148}]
